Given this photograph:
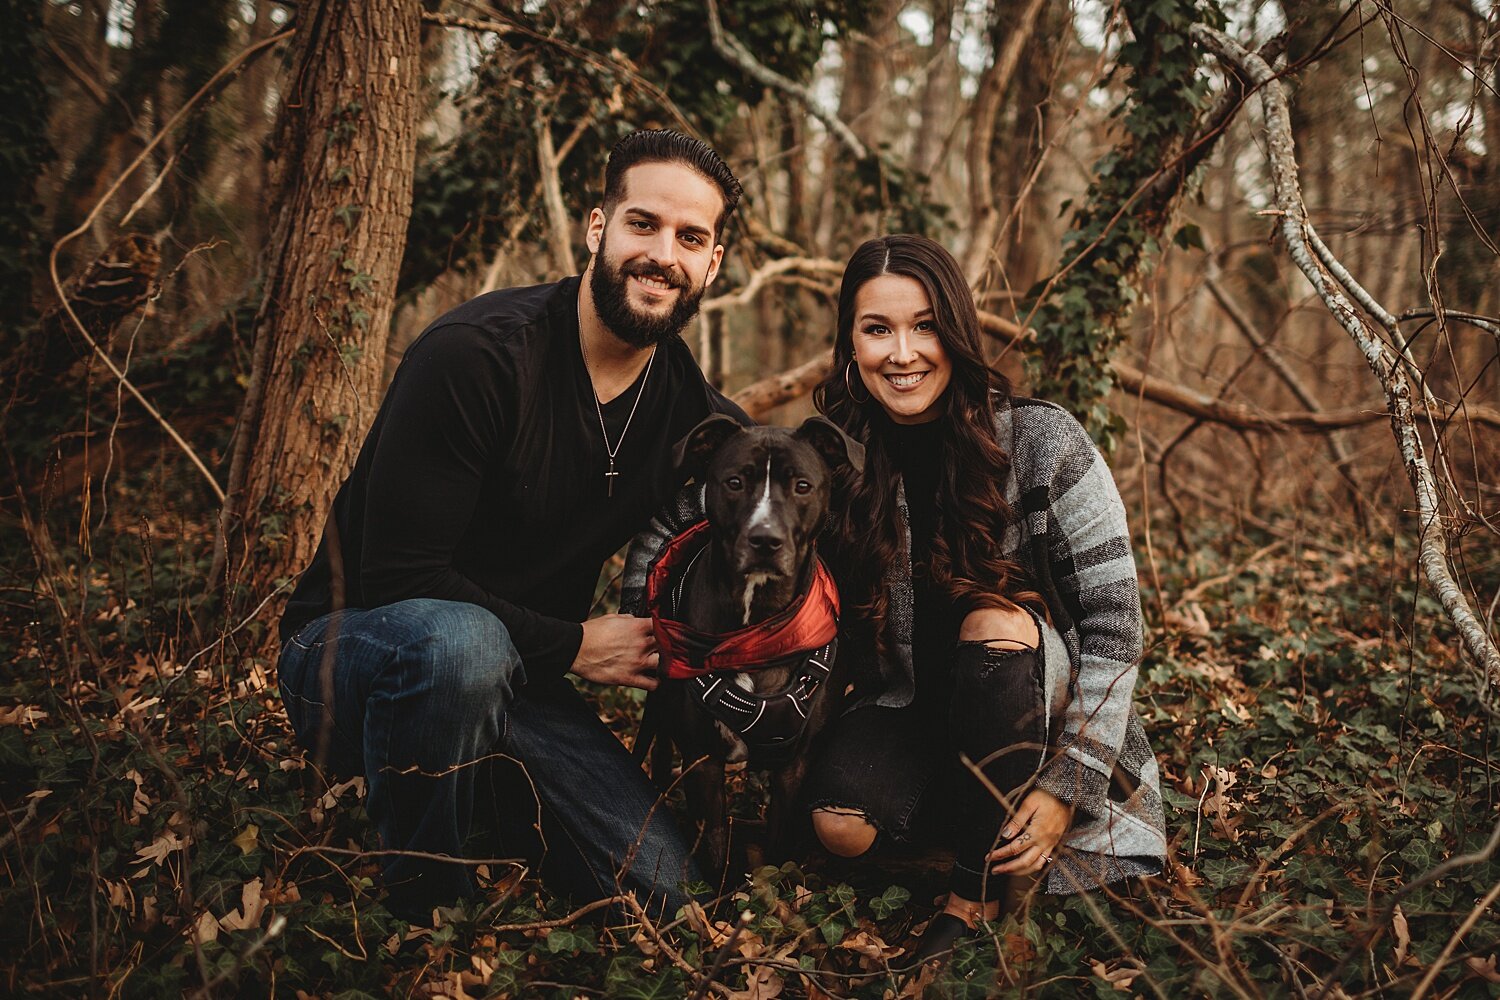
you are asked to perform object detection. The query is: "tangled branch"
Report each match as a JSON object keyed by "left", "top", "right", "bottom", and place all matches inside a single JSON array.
[
  {"left": 1190, "top": 24, "right": 1500, "bottom": 692},
  {"left": 719, "top": 257, "right": 1500, "bottom": 431},
  {"left": 43, "top": 27, "right": 294, "bottom": 504},
  {"left": 703, "top": 0, "right": 868, "bottom": 161}
]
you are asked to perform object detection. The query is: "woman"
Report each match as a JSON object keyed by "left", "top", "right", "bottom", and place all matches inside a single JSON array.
[{"left": 804, "top": 234, "right": 1166, "bottom": 961}]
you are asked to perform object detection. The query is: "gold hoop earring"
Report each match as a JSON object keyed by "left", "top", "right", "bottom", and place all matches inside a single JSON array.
[{"left": 844, "top": 360, "right": 871, "bottom": 404}]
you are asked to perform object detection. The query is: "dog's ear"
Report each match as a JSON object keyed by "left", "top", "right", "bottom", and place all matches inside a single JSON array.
[
  {"left": 794, "top": 416, "right": 865, "bottom": 475},
  {"left": 673, "top": 413, "right": 745, "bottom": 477}
]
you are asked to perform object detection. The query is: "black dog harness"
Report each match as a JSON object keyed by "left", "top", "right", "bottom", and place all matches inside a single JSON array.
[{"left": 647, "top": 521, "right": 839, "bottom": 767}]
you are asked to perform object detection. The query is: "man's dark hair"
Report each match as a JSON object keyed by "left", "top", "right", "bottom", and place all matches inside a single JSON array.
[{"left": 602, "top": 129, "right": 742, "bottom": 238}]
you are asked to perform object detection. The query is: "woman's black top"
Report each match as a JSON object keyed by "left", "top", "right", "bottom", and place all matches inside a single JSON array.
[{"left": 886, "top": 419, "right": 962, "bottom": 700}]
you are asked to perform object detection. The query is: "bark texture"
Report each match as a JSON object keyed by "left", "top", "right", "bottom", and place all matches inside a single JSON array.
[{"left": 218, "top": 0, "right": 421, "bottom": 602}]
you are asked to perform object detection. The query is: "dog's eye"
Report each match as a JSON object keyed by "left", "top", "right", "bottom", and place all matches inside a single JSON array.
[
  {"left": 726, "top": 476, "right": 743, "bottom": 491},
  {"left": 794, "top": 480, "right": 814, "bottom": 495}
]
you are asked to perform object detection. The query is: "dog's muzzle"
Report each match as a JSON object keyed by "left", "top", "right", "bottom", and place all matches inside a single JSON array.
[{"left": 646, "top": 520, "right": 839, "bottom": 680}]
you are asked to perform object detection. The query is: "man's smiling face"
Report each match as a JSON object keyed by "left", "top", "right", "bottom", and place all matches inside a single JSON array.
[{"left": 586, "top": 161, "right": 726, "bottom": 347}]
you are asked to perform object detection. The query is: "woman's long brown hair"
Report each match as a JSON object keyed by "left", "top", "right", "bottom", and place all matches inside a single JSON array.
[{"left": 814, "top": 234, "right": 1036, "bottom": 644}]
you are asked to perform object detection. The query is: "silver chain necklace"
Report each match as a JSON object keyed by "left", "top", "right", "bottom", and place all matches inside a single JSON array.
[{"left": 580, "top": 334, "right": 657, "bottom": 498}]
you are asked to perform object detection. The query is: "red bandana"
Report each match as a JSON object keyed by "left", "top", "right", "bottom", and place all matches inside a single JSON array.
[{"left": 646, "top": 520, "right": 840, "bottom": 680}]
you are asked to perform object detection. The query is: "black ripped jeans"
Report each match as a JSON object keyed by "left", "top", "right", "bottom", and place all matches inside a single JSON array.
[{"left": 803, "top": 641, "right": 1048, "bottom": 902}]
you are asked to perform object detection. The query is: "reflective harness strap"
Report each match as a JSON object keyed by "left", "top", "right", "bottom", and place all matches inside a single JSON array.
[{"left": 688, "top": 639, "right": 837, "bottom": 767}]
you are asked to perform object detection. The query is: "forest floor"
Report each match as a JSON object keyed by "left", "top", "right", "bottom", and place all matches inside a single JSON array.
[{"left": 3, "top": 512, "right": 1498, "bottom": 998}]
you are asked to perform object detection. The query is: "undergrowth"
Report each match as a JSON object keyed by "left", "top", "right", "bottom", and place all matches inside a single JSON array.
[{"left": 2, "top": 511, "right": 1497, "bottom": 998}]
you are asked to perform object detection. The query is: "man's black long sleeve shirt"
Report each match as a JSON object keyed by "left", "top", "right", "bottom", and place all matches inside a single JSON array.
[{"left": 280, "top": 276, "right": 748, "bottom": 678}]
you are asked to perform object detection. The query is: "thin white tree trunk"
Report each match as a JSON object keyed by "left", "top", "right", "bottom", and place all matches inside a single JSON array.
[{"left": 1192, "top": 24, "right": 1500, "bottom": 693}]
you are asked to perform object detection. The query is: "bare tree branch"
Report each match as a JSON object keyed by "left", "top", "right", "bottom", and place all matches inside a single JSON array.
[
  {"left": 423, "top": 9, "right": 696, "bottom": 136},
  {"left": 1204, "top": 274, "right": 1364, "bottom": 506},
  {"left": 1398, "top": 309, "right": 1500, "bottom": 338},
  {"left": 1110, "top": 361, "right": 1500, "bottom": 433},
  {"left": 715, "top": 257, "right": 1500, "bottom": 431},
  {"left": 535, "top": 113, "right": 577, "bottom": 275},
  {"left": 44, "top": 37, "right": 110, "bottom": 108},
  {"left": 700, "top": 257, "right": 843, "bottom": 315},
  {"left": 1205, "top": 277, "right": 1332, "bottom": 423},
  {"left": 704, "top": 0, "right": 868, "bottom": 161},
  {"left": 418, "top": 10, "right": 516, "bottom": 36},
  {"left": 46, "top": 28, "right": 293, "bottom": 505},
  {"left": 731, "top": 354, "right": 828, "bottom": 419},
  {"left": 1192, "top": 23, "right": 1500, "bottom": 692}
]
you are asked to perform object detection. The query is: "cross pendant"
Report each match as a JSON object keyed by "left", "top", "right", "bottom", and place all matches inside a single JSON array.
[{"left": 605, "top": 459, "right": 619, "bottom": 498}]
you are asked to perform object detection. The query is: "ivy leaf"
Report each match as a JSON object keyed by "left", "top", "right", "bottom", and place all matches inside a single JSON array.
[
  {"left": 604, "top": 963, "right": 685, "bottom": 999},
  {"left": 231, "top": 823, "right": 259, "bottom": 856},
  {"left": 869, "top": 885, "right": 911, "bottom": 920},
  {"left": 545, "top": 925, "right": 598, "bottom": 954}
]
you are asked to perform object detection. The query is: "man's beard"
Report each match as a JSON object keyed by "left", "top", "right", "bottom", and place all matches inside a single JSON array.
[{"left": 588, "top": 233, "right": 707, "bottom": 347}]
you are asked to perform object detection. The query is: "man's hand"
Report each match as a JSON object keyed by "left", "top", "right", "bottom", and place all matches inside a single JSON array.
[{"left": 571, "top": 615, "right": 660, "bottom": 690}]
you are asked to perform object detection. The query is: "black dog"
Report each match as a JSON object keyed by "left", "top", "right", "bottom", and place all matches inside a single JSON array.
[{"left": 638, "top": 413, "right": 864, "bottom": 881}]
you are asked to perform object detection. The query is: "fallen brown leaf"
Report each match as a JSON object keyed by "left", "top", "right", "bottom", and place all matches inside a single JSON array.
[
  {"left": 1392, "top": 904, "right": 1411, "bottom": 967},
  {"left": 232, "top": 823, "right": 259, "bottom": 856},
  {"left": 218, "top": 877, "right": 265, "bottom": 932},
  {"left": 1466, "top": 954, "right": 1500, "bottom": 983}
]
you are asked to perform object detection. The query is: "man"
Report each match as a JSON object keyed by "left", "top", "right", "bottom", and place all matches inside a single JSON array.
[{"left": 276, "top": 130, "right": 748, "bottom": 922}]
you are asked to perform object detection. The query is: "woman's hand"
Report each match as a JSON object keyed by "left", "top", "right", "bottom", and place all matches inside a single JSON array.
[{"left": 987, "top": 788, "right": 1074, "bottom": 875}]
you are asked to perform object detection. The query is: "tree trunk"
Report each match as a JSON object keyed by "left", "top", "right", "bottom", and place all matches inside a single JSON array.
[
  {"left": 215, "top": 0, "right": 421, "bottom": 607},
  {"left": 908, "top": 0, "right": 956, "bottom": 181},
  {"left": 959, "top": 0, "right": 1048, "bottom": 284},
  {"left": 817, "top": 0, "right": 900, "bottom": 248}
]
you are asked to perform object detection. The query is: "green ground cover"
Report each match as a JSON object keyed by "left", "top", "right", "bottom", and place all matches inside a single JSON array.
[{"left": 2, "top": 519, "right": 1497, "bottom": 997}]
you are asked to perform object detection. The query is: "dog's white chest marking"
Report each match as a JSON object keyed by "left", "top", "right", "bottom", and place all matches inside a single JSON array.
[
  {"left": 716, "top": 722, "right": 751, "bottom": 763},
  {"left": 742, "top": 572, "right": 771, "bottom": 625},
  {"left": 709, "top": 677, "right": 757, "bottom": 759}
]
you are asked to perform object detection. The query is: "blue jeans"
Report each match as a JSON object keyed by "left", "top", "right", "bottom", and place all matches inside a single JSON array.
[{"left": 277, "top": 598, "right": 703, "bottom": 922}]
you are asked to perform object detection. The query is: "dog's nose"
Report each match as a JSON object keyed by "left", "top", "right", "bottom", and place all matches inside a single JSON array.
[{"left": 748, "top": 530, "right": 784, "bottom": 553}]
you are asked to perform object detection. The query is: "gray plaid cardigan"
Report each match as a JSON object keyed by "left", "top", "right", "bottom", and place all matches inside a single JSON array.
[{"left": 622, "top": 397, "right": 1166, "bottom": 892}]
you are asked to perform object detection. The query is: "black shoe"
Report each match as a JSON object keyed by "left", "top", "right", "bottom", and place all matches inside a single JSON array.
[{"left": 909, "top": 911, "right": 978, "bottom": 966}]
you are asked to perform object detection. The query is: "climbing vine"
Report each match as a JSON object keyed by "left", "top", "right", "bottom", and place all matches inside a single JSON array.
[{"left": 1027, "top": 0, "right": 1225, "bottom": 452}]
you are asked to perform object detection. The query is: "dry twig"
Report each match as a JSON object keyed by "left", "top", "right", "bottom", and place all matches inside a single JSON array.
[
  {"left": 719, "top": 267, "right": 1500, "bottom": 432},
  {"left": 45, "top": 28, "right": 294, "bottom": 504},
  {"left": 1191, "top": 23, "right": 1500, "bottom": 693},
  {"left": 704, "top": 0, "right": 868, "bottom": 161}
]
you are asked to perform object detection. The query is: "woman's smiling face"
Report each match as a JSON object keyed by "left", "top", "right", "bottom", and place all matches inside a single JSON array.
[{"left": 851, "top": 273, "right": 953, "bottom": 425}]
